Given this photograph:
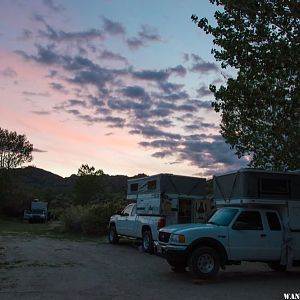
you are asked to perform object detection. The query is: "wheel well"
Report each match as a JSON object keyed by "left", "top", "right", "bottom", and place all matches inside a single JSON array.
[
  {"left": 188, "top": 238, "right": 228, "bottom": 266},
  {"left": 142, "top": 225, "right": 151, "bottom": 234}
]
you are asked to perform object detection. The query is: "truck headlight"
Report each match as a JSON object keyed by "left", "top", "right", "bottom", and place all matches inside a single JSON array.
[{"left": 170, "top": 234, "right": 185, "bottom": 243}]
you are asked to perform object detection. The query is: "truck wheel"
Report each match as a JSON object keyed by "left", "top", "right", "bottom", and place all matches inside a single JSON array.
[
  {"left": 108, "top": 225, "right": 119, "bottom": 244},
  {"left": 268, "top": 262, "right": 287, "bottom": 272},
  {"left": 188, "top": 246, "right": 220, "bottom": 279},
  {"left": 142, "top": 230, "right": 154, "bottom": 253}
]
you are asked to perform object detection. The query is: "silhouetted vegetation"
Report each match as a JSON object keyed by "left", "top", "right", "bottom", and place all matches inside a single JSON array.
[{"left": 0, "top": 165, "right": 130, "bottom": 236}]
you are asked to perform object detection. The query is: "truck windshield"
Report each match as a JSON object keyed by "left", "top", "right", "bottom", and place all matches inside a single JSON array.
[
  {"left": 31, "top": 209, "right": 45, "bottom": 214},
  {"left": 208, "top": 208, "right": 239, "bottom": 226}
]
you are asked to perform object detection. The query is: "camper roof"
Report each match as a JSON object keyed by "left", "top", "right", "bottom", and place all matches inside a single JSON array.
[{"left": 215, "top": 168, "right": 300, "bottom": 177}]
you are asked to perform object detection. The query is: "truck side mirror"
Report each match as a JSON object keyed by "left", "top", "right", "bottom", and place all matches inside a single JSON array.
[{"left": 232, "top": 221, "right": 248, "bottom": 230}]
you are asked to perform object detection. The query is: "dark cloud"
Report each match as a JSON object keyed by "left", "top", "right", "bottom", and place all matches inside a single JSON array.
[
  {"left": 43, "top": 0, "right": 65, "bottom": 12},
  {"left": 190, "top": 99, "right": 213, "bottom": 110},
  {"left": 153, "top": 119, "right": 173, "bottom": 128},
  {"left": 126, "top": 37, "right": 144, "bottom": 50},
  {"left": 107, "top": 98, "right": 151, "bottom": 112},
  {"left": 183, "top": 53, "right": 189, "bottom": 62},
  {"left": 65, "top": 109, "right": 80, "bottom": 116},
  {"left": 101, "top": 116, "right": 126, "bottom": 128},
  {"left": 37, "top": 21, "right": 104, "bottom": 43},
  {"left": 197, "top": 86, "right": 212, "bottom": 97},
  {"left": 31, "top": 110, "right": 51, "bottom": 115},
  {"left": 130, "top": 125, "right": 181, "bottom": 140},
  {"left": 152, "top": 150, "right": 173, "bottom": 158},
  {"left": 89, "top": 95, "right": 105, "bottom": 108},
  {"left": 190, "top": 59, "right": 219, "bottom": 74},
  {"left": 18, "top": 29, "right": 33, "bottom": 40},
  {"left": 139, "top": 134, "right": 247, "bottom": 176},
  {"left": 68, "top": 99, "right": 87, "bottom": 107},
  {"left": 46, "top": 70, "right": 58, "bottom": 78},
  {"left": 49, "top": 82, "right": 68, "bottom": 93},
  {"left": 133, "top": 69, "right": 169, "bottom": 82},
  {"left": 54, "top": 99, "right": 87, "bottom": 111},
  {"left": 122, "top": 86, "right": 148, "bottom": 99},
  {"left": 138, "top": 25, "right": 161, "bottom": 42},
  {"left": 2, "top": 67, "right": 17, "bottom": 78},
  {"left": 102, "top": 17, "right": 126, "bottom": 36},
  {"left": 23, "top": 91, "right": 49, "bottom": 97},
  {"left": 158, "top": 82, "right": 184, "bottom": 94},
  {"left": 126, "top": 24, "right": 161, "bottom": 50},
  {"left": 189, "top": 54, "right": 219, "bottom": 74},
  {"left": 16, "top": 44, "right": 60, "bottom": 65},
  {"left": 161, "top": 91, "right": 189, "bottom": 101},
  {"left": 99, "top": 50, "right": 127, "bottom": 63},
  {"left": 184, "top": 121, "right": 218, "bottom": 132},
  {"left": 69, "top": 68, "right": 114, "bottom": 87},
  {"left": 168, "top": 65, "right": 187, "bottom": 77}
]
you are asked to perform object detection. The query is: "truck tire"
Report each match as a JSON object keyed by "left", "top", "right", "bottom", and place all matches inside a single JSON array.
[
  {"left": 268, "top": 262, "right": 287, "bottom": 272},
  {"left": 108, "top": 225, "right": 119, "bottom": 244},
  {"left": 188, "top": 246, "right": 220, "bottom": 279},
  {"left": 142, "top": 230, "right": 154, "bottom": 253}
]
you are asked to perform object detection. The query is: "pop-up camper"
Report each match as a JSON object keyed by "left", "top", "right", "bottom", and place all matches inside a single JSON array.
[{"left": 127, "top": 174, "right": 209, "bottom": 224}]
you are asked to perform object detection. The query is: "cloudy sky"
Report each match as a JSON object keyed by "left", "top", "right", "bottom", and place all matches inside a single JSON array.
[{"left": 0, "top": 0, "right": 247, "bottom": 177}]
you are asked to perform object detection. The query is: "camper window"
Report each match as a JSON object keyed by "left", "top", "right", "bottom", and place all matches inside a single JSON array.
[
  {"left": 260, "top": 178, "right": 289, "bottom": 195},
  {"left": 130, "top": 183, "right": 138, "bottom": 192},
  {"left": 147, "top": 180, "right": 157, "bottom": 190}
]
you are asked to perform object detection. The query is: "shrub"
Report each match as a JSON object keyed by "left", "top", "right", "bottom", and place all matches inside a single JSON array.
[{"left": 61, "top": 200, "right": 126, "bottom": 235}]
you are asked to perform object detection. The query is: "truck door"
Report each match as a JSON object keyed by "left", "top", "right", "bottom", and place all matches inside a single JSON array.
[
  {"left": 117, "top": 204, "right": 134, "bottom": 235},
  {"left": 263, "top": 211, "right": 283, "bottom": 260},
  {"left": 229, "top": 210, "right": 269, "bottom": 260},
  {"left": 126, "top": 204, "right": 138, "bottom": 237}
]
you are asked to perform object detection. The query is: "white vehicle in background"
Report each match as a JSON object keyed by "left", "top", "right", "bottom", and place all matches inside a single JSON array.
[
  {"left": 108, "top": 174, "right": 211, "bottom": 252},
  {"left": 23, "top": 200, "right": 48, "bottom": 223},
  {"left": 158, "top": 169, "right": 300, "bottom": 278}
]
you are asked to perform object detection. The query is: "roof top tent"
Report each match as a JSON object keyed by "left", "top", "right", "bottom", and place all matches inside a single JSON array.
[
  {"left": 213, "top": 168, "right": 300, "bottom": 230},
  {"left": 127, "top": 174, "right": 208, "bottom": 225}
]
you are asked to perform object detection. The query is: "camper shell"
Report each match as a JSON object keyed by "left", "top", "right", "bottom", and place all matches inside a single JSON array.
[
  {"left": 213, "top": 168, "right": 300, "bottom": 231},
  {"left": 127, "top": 174, "right": 209, "bottom": 224}
]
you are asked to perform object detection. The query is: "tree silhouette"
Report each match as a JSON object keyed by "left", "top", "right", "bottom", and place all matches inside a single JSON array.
[
  {"left": 0, "top": 127, "right": 33, "bottom": 169},
  {"left": 192, "top": 0, "right": 300, "bottom": 170}
]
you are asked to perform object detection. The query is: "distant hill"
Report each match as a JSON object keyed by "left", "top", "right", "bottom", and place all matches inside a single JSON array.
[{"left": 10, "top": 166, "right": 129, "bottom": 195}]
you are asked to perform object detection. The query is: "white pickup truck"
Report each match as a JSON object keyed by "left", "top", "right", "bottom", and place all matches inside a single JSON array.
[
  {"left": 108, "top": 203, "right": 166, "bottom": 252},
  {"left": 108, "top": 174, "right": 209, "bottom": 252},
  {"left": 158, "top": 206, "right": 300, "bottom": 278}
]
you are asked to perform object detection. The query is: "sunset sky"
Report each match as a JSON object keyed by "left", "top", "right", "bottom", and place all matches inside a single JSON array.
[{"left": 0, "top": 0, "right": 247, "bottom": 178}]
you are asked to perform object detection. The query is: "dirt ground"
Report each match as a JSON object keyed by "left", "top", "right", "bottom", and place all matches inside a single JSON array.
[{"left": 0, "top": 235, "right": 300, "bottom": 300}]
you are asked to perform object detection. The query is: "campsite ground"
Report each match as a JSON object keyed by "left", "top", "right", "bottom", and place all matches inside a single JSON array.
[{"left": 1, "top": 233, "right": 300, "bottom": 300}]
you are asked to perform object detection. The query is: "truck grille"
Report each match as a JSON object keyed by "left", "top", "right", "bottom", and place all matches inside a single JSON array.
[{"left": 158, "top": 231, "right": 171, "bottom": 243}]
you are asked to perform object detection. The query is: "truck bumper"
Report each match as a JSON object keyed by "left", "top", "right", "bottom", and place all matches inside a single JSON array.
[{"left": 158, "top": 244, "right": 189, "bottom": 265}]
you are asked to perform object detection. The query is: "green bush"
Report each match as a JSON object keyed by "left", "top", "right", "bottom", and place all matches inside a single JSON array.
[{"left": 61, "top": 200, "right": 126, "bottom": 235}]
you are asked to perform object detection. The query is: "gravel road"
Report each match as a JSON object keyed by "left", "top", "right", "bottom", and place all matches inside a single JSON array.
[{"left": 0, "top": 235, "right": 299, "bottom": 300}]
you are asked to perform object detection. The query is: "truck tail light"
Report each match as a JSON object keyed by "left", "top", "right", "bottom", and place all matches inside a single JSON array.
[{"left": 157, "top": 218, "right": 165, "bottom": 229}]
